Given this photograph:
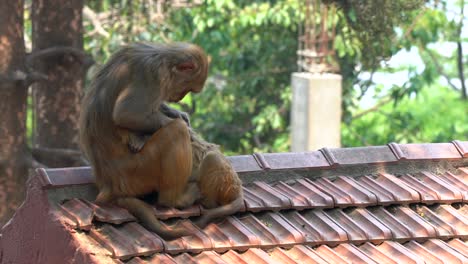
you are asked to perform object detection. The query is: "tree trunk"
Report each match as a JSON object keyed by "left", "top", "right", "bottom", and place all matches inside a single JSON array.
[
  {"left": 0, "top": 0, "right": 29, "bottom": 226},
  {"left": 31, "top": 0, "right": 85, "bottom": 167}
]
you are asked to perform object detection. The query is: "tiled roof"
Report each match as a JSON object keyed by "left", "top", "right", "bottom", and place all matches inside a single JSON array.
[{"left": 2, "top": 141, "right": 468, "bottom": 263}]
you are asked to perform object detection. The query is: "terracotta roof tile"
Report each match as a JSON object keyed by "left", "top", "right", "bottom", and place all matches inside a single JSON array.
[
  {"left": 260, "top": 151, "right": 330, "bottom": 170},
  {"left": 243, "top": 182, "right": 291, "bottom": 212},
  {"left": 422, "top": 239, "right": 468, "bottom": 263},
  {"left": 404, "top": 240, "right": 445, "bottom": 264},
  {"left": 359, "top": 242, "right": 399, "bottom": 264},
  {"left": 345, "top": 208, "right": 393, "bottom": 243},
  {"left": 431, "top": 205, "right": 468, "bottom": 238},
  {"left": 324, "top": 209, "right": 368, "bottom": 244},
  {"left": 453, "top": 140, "right": 468, "bottom": 157},
  {"left": 375, "top": 241, "right": 424, "bottom": 264},
  {"left": 271, "top": 179, "right": 334, "bottom": 209},
  {"left": 59, "top": 199, "right": 94, "bottom": 230},
  {"left": 322, "top": 146, "right": 398, "bottom": 165},
  {"left": 333, "top": 243, "right": 379, "bottom": 264},
  {"left": 388, "top": 143, "right": 462, "bottom": 160},
  {"left": 4, "top": 141, "right": 468, "bottom": 263},
  {"left": 309, "top": 178, "right": 355, "bottom": 207},
  {"left": 314, "top": 244, "right": 351, "bottom": 263},
  {"left": 226, "top": 155, "right": 261, "bottom": 173}
]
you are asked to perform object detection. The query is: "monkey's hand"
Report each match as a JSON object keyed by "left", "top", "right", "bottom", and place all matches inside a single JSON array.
[
  {"left": 160, "top": 103, "right": 191, "bottom": 127},
  {"left": 128, "top": 133, "right": 150, "bottom": 153}
]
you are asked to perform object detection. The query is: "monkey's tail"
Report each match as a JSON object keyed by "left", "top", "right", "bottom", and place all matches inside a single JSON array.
[
  {"left": 115, "top": 197, "right": 191, "bottom": 240},
  {"left": 194, "top": 193, "right": 245, "bottom": 228}
]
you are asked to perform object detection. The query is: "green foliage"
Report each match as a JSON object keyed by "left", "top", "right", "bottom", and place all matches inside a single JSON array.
[
  {"left": 79, "top": 0, "right": 466, "bottom": 154},
  {"left": 342, "top": 85, "right": 468, "bottom": 146},
  {"left": 165, "top": 0, "right": 299, "bottom": 154}
]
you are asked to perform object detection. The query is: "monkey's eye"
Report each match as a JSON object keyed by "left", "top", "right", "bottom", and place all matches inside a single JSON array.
[{"left": 176, "top": 61, "right": 195, "bottom": 72}]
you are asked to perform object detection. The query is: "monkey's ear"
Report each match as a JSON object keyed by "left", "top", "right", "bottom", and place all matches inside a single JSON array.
[{"left": 175, "top": 61, "right": 196, "bottom": 72}]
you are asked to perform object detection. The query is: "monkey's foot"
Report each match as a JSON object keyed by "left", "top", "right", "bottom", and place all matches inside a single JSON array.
[{"left": 128, "top": 133, "right": 149, "bottom": 153}]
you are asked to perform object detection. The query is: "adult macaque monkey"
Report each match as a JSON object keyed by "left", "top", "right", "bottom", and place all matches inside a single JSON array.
[{"left": 79, "top": 42, "right": 208, "bottom": 239}]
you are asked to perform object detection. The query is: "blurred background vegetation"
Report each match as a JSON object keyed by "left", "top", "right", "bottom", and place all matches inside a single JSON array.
[{"left": 28, "top": 0, "right": 468, "bottom": 154}]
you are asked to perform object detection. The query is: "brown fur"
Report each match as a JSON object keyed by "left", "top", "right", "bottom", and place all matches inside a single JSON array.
[
  {"left": 79, "top": 42, "right": 208, "bottom": 239},
  {"left": 187, "top": 130, "right": 244, "bottom": 228}
]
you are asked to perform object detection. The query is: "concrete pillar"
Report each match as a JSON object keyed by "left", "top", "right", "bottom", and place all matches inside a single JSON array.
[{"left": 290, "top": 72, "right": 342, "bottom": 151}]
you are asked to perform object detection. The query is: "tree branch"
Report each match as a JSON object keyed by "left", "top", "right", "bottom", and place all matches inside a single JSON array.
[
  {"left": 83, "top": 5, "right": 110, "bottom": 38},
  {"left": 422, "top": 46, "right": 460, "bottom": 91},
  {"left": 31, "top": 147, "right": 89, "bottom": 167},
  {"left": 26, "top": 46, "right": 95, "bottom": 68},
  {"left": 456, "top": 0, "right": 466, "bottom": 99},
  {"left": 352, "top": 96, "right": 393, "bottom": 120}
]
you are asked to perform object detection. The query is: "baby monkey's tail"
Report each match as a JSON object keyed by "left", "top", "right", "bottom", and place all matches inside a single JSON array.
[{"left": 115, "top": 197, "right": 191, "bottom": 240}]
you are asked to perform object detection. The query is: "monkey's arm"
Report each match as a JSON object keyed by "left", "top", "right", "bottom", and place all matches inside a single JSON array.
[
  {"left": 113, "top": 87, "right": 171, "bottom": 133},
  {"left": 160, "top": 103, "right": 191, "bottom": 127}
]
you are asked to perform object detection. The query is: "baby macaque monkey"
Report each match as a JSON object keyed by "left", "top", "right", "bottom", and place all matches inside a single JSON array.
[
  {"left": 79, "top": 42, "right": 208, "bottom": 239},
  {"left": 187, "top": 131, "right": 244, "bottom": 228}
]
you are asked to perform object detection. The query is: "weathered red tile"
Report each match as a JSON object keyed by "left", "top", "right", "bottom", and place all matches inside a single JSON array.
[
  {"left": 359, "top": 242, "right": 398, "bottom": 264},
  {"left": 253, "top": 153, "right": 271, "bottom": 170},
  {"left": 59, "top": 198, "right": 93, "bottom": 230},
  {"left": 415, "top": 171, "right": 463, "bottom": 203},
  {"left": 422, "top": 239, "right": 468, "bottom": 263},
  {"left": 219, "top": 250, "right": 249, "bottom": 264},
  {"left": 237, "top": 214, "right": 280, "bottom": 249},
  {"left": 82, "top": 200, "right": 136, "bottom": 224},
  {"left": 369, "top": 207, "right": 412, "bottom": 242},
  {"left": 201, "top": 216, "right": 259, "bottom": 252},
  {"left": 272, "top": 179, "right": 334, "bottom": 209},
  {"left": 357, "top": 176, "right": 396, "bottom": 205},
  {"left": 227, "top": 155, "right": 261, "bottom": 173},
  {"left": 127, "top": 254, "right": 177, "bottom": 264},
  {"left": 126, "top": 257, "right": 145, "bottom": 264},
  {"left": 53, "top": 209, "right": 78, "bottom": 228},
  {"left": 324, "top": 209, "right": 368, "bottom": 244},
  {"left": 268, "top": 248, "right": 301, "bottom": 264},
  {"left": 390, "top": 143, "right": 462, "bottom": 160},
  {"left": 431, "top": 204, "right": 468, "bottom": 237},
  {"left": 235, "top": 248, "right": 280, "bottom": 264},
  {"left": 346, "top": 208, "right": 393, "bottom": 243},
  {"left": 282, "top": 245, "right": 328, "bottom": 264},
  {"left": 332, "top": 176, "right": 378, "bottom": 206},
  {"left": 164, "top": 220, "right": 212, "bottom": 254},
  {"left": 375, "top": 241, "right": 423, "bottom": 264},
  {"left": 38, "top": 167, "right": 94, "bottom": 188},
  {"left": 116, "top": 222, "right": 164, "bottom": 256},
  {"left": 308, "top": 178, "right": 354, "bottom": 207},
  {"left": 261, "top": 151, "right": 330, "bottom": 170},
  {"left": 398, "top": 174, "right": 440, "bottom": 203},
  {"left": 387, "top": 206, "right": 437, "bottom": 240},
  {"left": 404, "top": 240, "right": 444, "bottom": 264},
  {"left": 452, "top": 140, "right": 468, "bottom": 157},
  {"left": 283, "top": 210, "right": 347, "bottom": 246},
  {"left": 320, "top": 147, "right": 339, "bottom": 166},
  {"left": 413, "top": 205, "right": 456, "bottom": 239},
  {"left": 243, "top": 182, "right": 291, "bottom": 212},
  {"left": 333, "top": 243, "right": 378, "bottom": 264},
  {"left": 173, "top": 253, "right": 198, "bottom": 263},
  {"left": 458, "top": 167, "right": 468, "bottom": 182},
  {"left": 325, "top": 146, "right": 398, "bottom": 165},
  {"left": 447, "top": 238, "right": 468, "bottom": 257},
  {"left": 198, "top": 222, "right": 232, "bottom": 253},
  {"left": 90, "top": 225, "right": 138, "bottom": 259},
  {"left": 314, "top": 245, "right": 351, "bottom": 263},
  {"left": 193, "top": 251, "right": 228, "bottom": 264},
  {"left": 374, "top": 173, "right": 420, "bottom": 203},
  {"left": 255, "top": 212, "right": 306, "bottom": 246},
  {"left": 442, "top": 172, "right": 468, "bottom": 201},
  {"left": 153, "top": 205, "right": 201, "bottom": 220}
]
